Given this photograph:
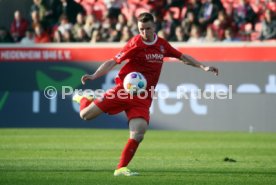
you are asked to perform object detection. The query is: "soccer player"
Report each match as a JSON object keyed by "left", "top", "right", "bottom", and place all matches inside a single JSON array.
[{"left": 73, "top": 12, "right": 218, "bottom": 176}]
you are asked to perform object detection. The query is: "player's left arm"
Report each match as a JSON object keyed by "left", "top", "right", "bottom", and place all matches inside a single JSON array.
[
  {"left": 179, "top": 54, "right": 219, "bottom": 76},
  {"left": 164, "top": 41, "right": 218, "bottom": 76}
]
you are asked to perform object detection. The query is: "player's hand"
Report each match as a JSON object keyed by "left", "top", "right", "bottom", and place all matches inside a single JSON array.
[
  {"left": 81, "top": 74, "right": 95, "bottom": 85},
  {"left": 203, "top": 66, "right": 219, "bottom": 76}
]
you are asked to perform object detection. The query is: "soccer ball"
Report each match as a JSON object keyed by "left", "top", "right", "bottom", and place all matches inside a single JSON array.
[{"left": 123, "top": 72, "right": 147, "bottom": 94}]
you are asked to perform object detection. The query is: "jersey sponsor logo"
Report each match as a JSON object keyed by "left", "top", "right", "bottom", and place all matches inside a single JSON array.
[{"left": 145, "top": 53, "right": 164, "bottom": 62}]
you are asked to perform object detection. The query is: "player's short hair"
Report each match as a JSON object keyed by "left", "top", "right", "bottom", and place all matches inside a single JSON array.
[{"left": 137, "top": 13, "right": 154, "bottom": 23}]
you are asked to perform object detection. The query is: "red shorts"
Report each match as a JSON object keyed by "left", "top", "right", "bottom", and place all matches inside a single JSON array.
[{"left": 94, "top": 85, "right": 152, "bottom": 123}]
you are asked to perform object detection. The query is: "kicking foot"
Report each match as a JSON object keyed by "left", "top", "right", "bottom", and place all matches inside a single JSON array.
[
  {"left": 72, "top": 90, "right": 94, "bottom": 104},
  {"left": 114, "top": 167, "right": 139, "bottom": 176}
]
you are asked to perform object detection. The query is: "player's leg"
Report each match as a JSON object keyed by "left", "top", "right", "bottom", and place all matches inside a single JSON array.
[
  {"left": 73, "top": 93, "right": 103, "bottom": 120},
  {"left": 114, "top": 118, "right": 148, "bottom": 176}
]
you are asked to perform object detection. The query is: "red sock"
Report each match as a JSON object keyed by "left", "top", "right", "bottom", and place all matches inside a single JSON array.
[
  {"left": 117, "top": 139, "right": 139, "bottom": 169},
  {"left": 80, "top": 98, "right": 92, "bottom": 111}
]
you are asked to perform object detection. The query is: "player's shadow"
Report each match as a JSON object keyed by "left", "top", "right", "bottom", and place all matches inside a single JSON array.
[{"left": 0, "top": 169, "right": 112, "bottom": 173}]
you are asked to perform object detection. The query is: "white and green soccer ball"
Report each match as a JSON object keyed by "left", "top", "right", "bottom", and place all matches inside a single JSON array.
[{"left": 123, "top": 72, "right": 147, "bottom": 94}]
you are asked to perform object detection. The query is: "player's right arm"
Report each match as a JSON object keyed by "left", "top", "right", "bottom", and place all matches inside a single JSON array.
[
  {"left": 81, "top": 59, "right": 117, "bottom": 85},
  {"left": 81, "top": 36, "right": 137, "bottom": 85}
]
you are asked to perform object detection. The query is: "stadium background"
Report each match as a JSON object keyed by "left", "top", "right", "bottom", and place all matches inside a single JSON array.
[{"left": 0, "top": 0, "right": 275, "bottom": 131}]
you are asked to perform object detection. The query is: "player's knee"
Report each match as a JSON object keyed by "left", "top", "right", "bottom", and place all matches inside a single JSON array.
[
  {"left": 130, "top": 131, "right": 145, "bottom": 143},
  {"left": 80, "top": 111, "right": 95, "bottom": 120},
  {"left": 129, "top": 118, "right": 148, "bottom": 142}
]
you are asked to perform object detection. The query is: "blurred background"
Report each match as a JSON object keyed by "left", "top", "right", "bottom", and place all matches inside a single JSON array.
[{"left": 0, "top": 0, "right": 275, "bottom": 132}]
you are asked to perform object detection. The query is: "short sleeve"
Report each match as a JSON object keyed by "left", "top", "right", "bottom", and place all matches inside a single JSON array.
[
  {"left": 164, "top": 41, "right": 182, "bottom": 59},
  {"left": 113, "top": 37, "right": 136, "bottom": 64}
]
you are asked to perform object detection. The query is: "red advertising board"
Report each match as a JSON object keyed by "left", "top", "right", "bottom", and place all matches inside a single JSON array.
[{"left": 0, "top": 43, "right": 275, "bottom": 62}]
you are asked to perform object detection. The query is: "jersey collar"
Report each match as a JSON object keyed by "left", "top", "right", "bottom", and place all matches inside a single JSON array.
[{"left": 142, "top": 33, "right": 158, "bottom": 45}]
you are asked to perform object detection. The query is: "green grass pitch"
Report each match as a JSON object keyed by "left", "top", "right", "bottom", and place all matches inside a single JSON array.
[{"left": 0, "top": 129, "right": 276, "bottom": 185}]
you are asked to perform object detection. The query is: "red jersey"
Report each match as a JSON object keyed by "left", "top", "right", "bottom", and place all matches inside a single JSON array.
[{"left": 113, "top": 34, "right": 182, "bottom": 90}]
